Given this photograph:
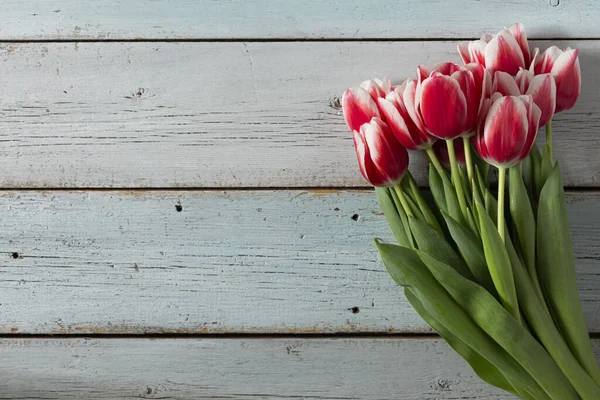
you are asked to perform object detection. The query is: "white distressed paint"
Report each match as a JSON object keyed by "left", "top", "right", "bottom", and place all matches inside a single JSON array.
[
  {"left": 0, "top": 41, "right": 596, "bottom": 188},
  {"left": 0, "top": 190, "right": 597, "bottom": 334},
  {"left": 0, "top": 337, "right": 532, "bottom": 399},
  {"left": 0, "top": 0, "right": 594, "bottom": 40}
]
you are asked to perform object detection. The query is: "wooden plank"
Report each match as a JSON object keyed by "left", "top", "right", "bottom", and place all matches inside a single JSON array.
[
  {"left": 0, "top": 1, "right": 597, "bottom": 40},
  {"left": 0, "top": 189, "right": 598, "bottom": 334},
  {"left": 0, "top": 41, "right": 596, "bottom": 188},
  {"left": 0, "top": 337, "right": 552, "bottom": 399}
]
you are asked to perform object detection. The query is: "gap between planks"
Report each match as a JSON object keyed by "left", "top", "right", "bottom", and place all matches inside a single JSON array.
[{"left": 0, "top": 37, "right": 600, "bottom": 43}]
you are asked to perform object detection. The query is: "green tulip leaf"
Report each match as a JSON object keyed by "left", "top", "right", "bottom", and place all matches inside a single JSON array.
[
  {"left": 537, "top": 164, "right": 600, "bottom": 385},
  {"left": 375, "top": 241, "right": 553, "bottom": 399},
  {"left": 416, "top": 249, "right": 579, "bottom": 400},
  {"left": 404, "top": 287, "right": 517, "bottom": 395}
]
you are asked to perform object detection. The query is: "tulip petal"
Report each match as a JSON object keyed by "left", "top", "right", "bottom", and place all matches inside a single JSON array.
[
  {"left": 534, "top": 46, "right": 563, "bottom": 74},
  {"left": 402, "top": 79, "right": 428, "bottom": 134},
  {"left": 529, "top": 48, "right": 540, "bottom": 73},
  {"left": 485, "top": 29, "right": 526, "bottom": 74},
  {"left": 517, "top": 96, "right": 541, "bottom": 160},
  {"left": 470, "top": 39, "right": 488, "bottom": 66},
  {"left": 377, "top": 97, "right": 415, "bottom": 150},
  {"left": 363, "top": 118, "right": 408, "bottom": 185},
  {"left": 507, "top": 23, "right": 530, "bottom": 66},
  {"left": 515, "top": 69, "right": 533, "bottom": 93},
  {"left": 353, "top": 128, "right": 387, "bottom": 186},
  {"left": 452, "top": 70, "right": 478, "bottom": 132},
  {"left": 525, "top": 74, "right": 556, "bottom": 127},
  {"left": 493, "top": 71, "right": 521, "bottom": 97},
  {"left": 483, "top": 96, "right": 528, "bottom": 167},
  {"left": 418, "top": 75, "right": 468, "bottom": 139},
  {"left": 551, "top": 48, "right": 581, "bottom": 112},
  {"left": 360, "top": 79, "right": 387, "bottom": 100},
  {"left": 458, "top": 41, "right": 471, "bottom": 64},
  {"left": 342, "top": 87, "right": 380, "bottom": 132}
]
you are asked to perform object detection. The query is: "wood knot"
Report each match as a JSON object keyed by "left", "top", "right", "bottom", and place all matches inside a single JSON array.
[
  {"left": 329, "top": 96, "right": 342, "bottom": 110},
  {"left": 124, "top": 87, "right": 155, "bottom": 100}
]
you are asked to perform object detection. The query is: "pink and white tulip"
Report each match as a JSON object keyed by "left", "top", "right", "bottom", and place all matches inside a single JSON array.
[
  {"left": 376, "top": 79, "right": 437, "bottom": 150},
  {"left": 531, "top": 46, "right": 581, "bottom": 112},
  {"left": 493, "top": 70, "right": 556, "bottom": 127},
  {"left": 458, "top": 23, "right": 531, "bottom": 75},
  {"left": 474, "top": 95, "right": 541, "bottom": 168},
  {"left": 416, "top": 62, "right": 490, "bottom": 139},
  {"left": 352, "top": 117, "right": 409, "bottom": 187}
]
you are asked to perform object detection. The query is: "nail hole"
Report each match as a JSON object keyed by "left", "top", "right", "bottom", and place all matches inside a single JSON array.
[
  {"left": 550, "top": 0, "right": 559, "bottom": 6},
  {"left": 351, "top": 214, "right": 359, "bottom": 221},
  {"left": 175, "top": 204, "right": 183, "bottom": 212},
  {"left": 334, "top": 207, "right": 340, "bottom": 211},
  {"left": 11, "top": 252, "right": 19, "bottom": 259},
  {"left": 349, "top": 306, "right": 360, "bottom": 314}
]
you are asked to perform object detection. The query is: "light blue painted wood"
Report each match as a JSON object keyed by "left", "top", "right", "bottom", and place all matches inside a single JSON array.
[
  {"left": 0, "top": 1, "right": 597, "bottom": 40},
  {"left": 0, "top": 337, "right": 531, "bottom": 399},
  {"left": 0, "top": 190, "right": 597, "bottom": 334},
  {"left": 0, "top": 41, "right": 596, "bottom": 187}
]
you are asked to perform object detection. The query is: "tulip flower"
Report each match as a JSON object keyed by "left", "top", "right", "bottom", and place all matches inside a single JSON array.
[
  {"left": 474, "top": 94, "right": 541, "bottom": 169},
  {"left": 416, "top": 63, "right": 479, "bottom": 139},
  {"left": 493, "top": 70, "right": 556, "bottom": 127},
  {"left": 474, "top": 94, "right": 541, "bottom": 241},
  {"left": 376, "top": 79, "right": 437, "bottom": 150},
  {"left": 352, "top": 117, "right": 409, "bottom": 187},
  {"left": 458, "top": 23, "right": 531, "bottom": 75},
  {"left": 342, "top": 87, "right": 380, "bottom": 132},
  {"left": 416, "top": 62, "right": 490, "bottom": 188},
  {"left": 531, "top": 46, "right": 581, "bottom": 113}
]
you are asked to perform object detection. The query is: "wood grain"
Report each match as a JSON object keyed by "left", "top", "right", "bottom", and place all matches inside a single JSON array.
[
  {"left": 0, "top": 1, "right": 596, "bottom": 40},
  {"left": 0, "top": 189, "right": 598, "bottom": 334},
  {"left": 0, "top": 41, "right": 597, "bottom": 188},
  {"left": 0, "top": 337, "right": 545, "bottom": 399}
]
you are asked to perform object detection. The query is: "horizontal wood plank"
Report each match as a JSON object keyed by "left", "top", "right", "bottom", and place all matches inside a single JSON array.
[
  {"left": 0, "top": 190, "right": 598, "bottom": 334},
  {"left": 0, "top": 41, "right": 597, "bottom": 188},
  {"left": 0, "top": 337, "right": 546, "bottom": 399},
  {"left": 0, "top": 1, "right": 597, "bottom": 40}
]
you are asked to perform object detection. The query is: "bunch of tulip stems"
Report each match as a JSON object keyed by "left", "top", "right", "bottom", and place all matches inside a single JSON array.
[{"left": 341, "top": 24, "right": 599, "bottom": 399}]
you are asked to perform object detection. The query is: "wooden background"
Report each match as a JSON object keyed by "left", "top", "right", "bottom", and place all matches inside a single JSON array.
[{"left": 0, "top": 1, "right": 598, "bottom": 399}]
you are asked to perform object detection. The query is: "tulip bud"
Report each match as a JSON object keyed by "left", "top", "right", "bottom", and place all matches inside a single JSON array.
[
  {"left": 416, "top": 63, "right": 488, "bottom": 139},
  {"left": 458, "top": 23, "right": 531, "bottom": 74},
  {"left": 531, "top": 46, "right": 581, "bottom": 113},
  {"left": 376, "top": 79, "right": 437, "bottom": 150},
  {"left": 342, "top": 87, "right": 380, "bottom": 132},
  {"left": 433, "top": 139, "right": 466, "bottom": 168},
  {"left": 474, "top": 95, "right": 541, "bottom": 168},
  {"left": 352, "top": 118, "right": 409, "bottom": 187}
]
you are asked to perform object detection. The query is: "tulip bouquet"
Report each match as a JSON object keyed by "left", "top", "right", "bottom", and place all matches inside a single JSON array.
[{"left": 341, "top": 24, "right": 599, "bottom": 399}]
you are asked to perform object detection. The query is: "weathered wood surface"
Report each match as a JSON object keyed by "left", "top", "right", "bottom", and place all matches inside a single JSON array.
[
  {"left": 0, "top": 337, "right": 563, "bottom": 399},
  {"left": 0, "top": 41, "right": 597, "bottom": 188},
  {"left": 0, "top": 189, "right": 598, "bottom": 334},
  {"left": 0, "top": 1, "right": 596, "bottom": 40}
]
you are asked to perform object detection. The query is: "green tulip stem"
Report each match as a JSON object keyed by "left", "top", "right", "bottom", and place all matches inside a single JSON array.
[
  {"left": 462, "top": 136, "right": 474, "bottom": 184},
  {"left": 425, "top": 147, "right": 444, "bottom": 175},
  {"left": 498, "top": 166, "right": 506, "bottom": 242},
  {"left": 446, "top": 139, "right": 468, "bottom": 219},
  {"left": 394, "top": 186, "right": 414, "bottom": 218},
  {"left": 546, "top": 120, "right": 553, "bottom": 162}
]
